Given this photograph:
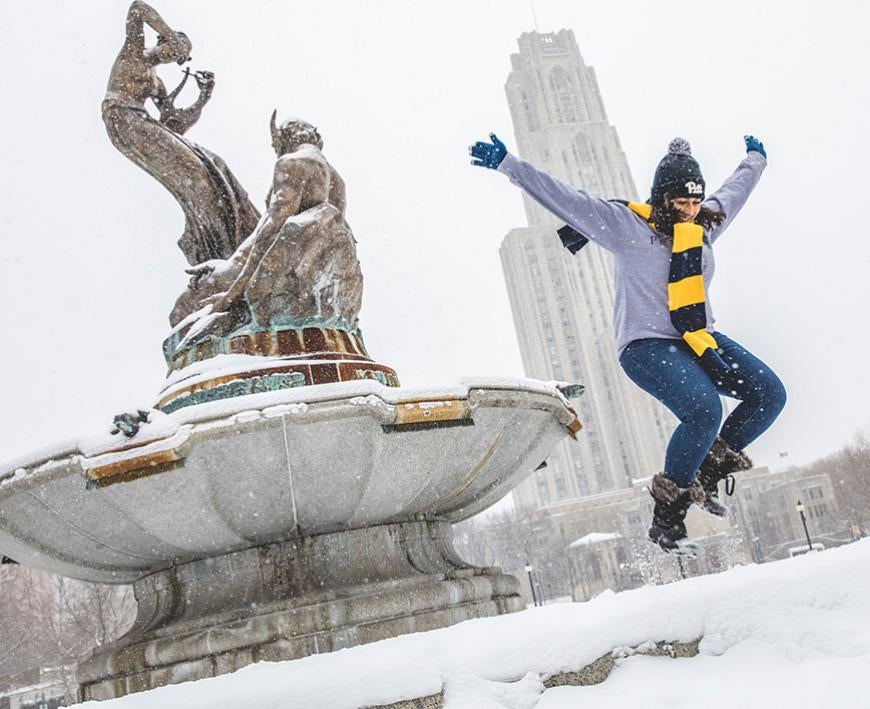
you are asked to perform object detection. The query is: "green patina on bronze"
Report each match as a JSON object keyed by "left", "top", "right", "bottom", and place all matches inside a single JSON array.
[
  {"left": 161, "top": 372, "right": 307, "bottom": 413},
  {"left": 159, "top": 363, "right": 400, "bottom": 414},
  {"left": 356, "top": 368, "right": 389, "bottom": 386}
]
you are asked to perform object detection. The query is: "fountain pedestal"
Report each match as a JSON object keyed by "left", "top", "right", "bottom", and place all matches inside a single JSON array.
[
  {"left": 78, "top": 520, "right": 520, "bottom": 701},
  {"left": 0, "top": 379, "right": 580, "bottom": 700}
]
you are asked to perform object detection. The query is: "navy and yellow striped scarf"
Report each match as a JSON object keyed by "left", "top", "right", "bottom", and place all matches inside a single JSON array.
[{"left": 627, "top": 202, "right": 733, "bottom": 383}]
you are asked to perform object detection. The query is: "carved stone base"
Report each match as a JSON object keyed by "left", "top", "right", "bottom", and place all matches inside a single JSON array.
[{"left": 76, "top": 521, "right": 522, "bottom": 701}]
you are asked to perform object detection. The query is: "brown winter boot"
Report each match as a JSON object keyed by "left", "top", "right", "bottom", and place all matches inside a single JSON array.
[
  {"left": 648, "top": 474, "right": 705, "bottom": 557},
  {"left": 696, "top": 436, "right": 753, "bottom": 517}
]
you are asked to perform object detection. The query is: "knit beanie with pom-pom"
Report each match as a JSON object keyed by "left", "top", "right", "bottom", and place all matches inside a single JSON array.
[{"left": 649, "top": 138, "right": 705, "bottom": 206}]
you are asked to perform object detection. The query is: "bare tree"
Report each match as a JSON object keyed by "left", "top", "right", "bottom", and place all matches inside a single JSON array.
[
  {"left": 0, "top": 566, "right": 135, "bottom": 702},
  {"left": 456, "top": 508, "right": 575, "bottom": 602},
  {"left": 0, "top": 567, "right": 56, "bottom": 676},
  {"left": 803, "top": 431, "right": 870, "bottom": 531}
]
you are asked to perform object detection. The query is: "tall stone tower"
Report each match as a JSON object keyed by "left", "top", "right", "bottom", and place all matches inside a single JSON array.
[{"left": 500, "top": 30, "right": 673, "bottom": 509}]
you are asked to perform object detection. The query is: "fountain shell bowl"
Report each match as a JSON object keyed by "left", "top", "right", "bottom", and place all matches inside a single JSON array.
[{"left": 0, "top": 376, "right": 579, "bottom": 584}]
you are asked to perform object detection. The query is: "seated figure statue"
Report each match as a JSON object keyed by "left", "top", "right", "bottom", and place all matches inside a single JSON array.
[{"left": 168, "top": 113, "right": 364, "bottom": 356}]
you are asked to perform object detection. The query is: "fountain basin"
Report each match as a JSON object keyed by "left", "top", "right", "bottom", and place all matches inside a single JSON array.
[
  {"left": 0, "top": 376, "right": 580, "bottom": 700},
  {"left": 0, "top": 377, "right": 579, "bottom": 584}
]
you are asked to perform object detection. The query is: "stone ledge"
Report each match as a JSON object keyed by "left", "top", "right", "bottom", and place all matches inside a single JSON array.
[
  {"left": 364, "top": 639, "right": 701, "bottom": 709},
  {"left": 368, "top": 694, "right": 444, "bottom": 709},
  {"left": 542, "top": 638, "right": 700, "bottom": 688}
]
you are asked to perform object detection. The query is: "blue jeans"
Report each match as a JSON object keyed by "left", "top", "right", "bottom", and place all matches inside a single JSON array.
[{"left": 619, "top": 333, "right": 787, "bottom": 487}]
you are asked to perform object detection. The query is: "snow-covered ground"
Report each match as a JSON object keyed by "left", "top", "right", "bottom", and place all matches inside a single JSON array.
[{"left": 75, "top": 539, "right": 870, "bottom": 709}]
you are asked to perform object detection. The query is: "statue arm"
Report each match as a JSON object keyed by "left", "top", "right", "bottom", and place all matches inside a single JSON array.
[
  {"left": 155, "top": 71, "right": 214, "bottom": 135},
  {"left": 328, "top": 169, "right": 347, "bottom": 215},
  {"left": 151, "top": 75, "right": 170, "bottom": 106},
  {"left": 162, "top": 68, "right": 190, "bottom": 104},
  {"left": 126, "top": 1, "right": 187, "bottom": 59},
  {"left": 205, "top": 161, "right": 304, "bottom": 309},
  {"left": 124, "top": 2, "right": 147, "bottom": 52}
]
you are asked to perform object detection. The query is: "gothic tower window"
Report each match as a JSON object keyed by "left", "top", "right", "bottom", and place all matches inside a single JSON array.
[
  {"left": 549, "top": 67, "right": 579, "bottom": 124},
  {"left": 573, "top": 132, "right": 601, "bottom": 194},
  {"left": 521, "top": 91, "right": 539, "bottom": 132},
  {"left": 573, "top": 132, "right": 594, "bottom": 163}
]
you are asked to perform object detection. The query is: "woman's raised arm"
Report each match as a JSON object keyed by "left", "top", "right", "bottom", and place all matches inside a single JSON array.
[
  {"left": 469, "top": 134, "right": 640, "bottom": 254},
  {"left": 705, "top": 136, "right": 768, "bottom": 242}
]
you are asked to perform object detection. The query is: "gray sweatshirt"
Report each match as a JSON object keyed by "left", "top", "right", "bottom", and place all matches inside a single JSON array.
[{"left": 497, "top": 151, "right": 767, "bottom": 357}]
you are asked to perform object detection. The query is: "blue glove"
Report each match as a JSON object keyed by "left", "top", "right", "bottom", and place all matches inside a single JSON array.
[
  {"left": 469, "top": 133, "right": 507, "bottom": 169},
  {"left": 744, "top": 135, "right": 767, "bottom": 158}
]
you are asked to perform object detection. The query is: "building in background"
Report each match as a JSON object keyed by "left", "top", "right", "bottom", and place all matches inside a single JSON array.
[
  {"left": 0, "top": 667, "right": 66, "bottom": 709},
  {"left": 499, "top": 30, "right": 672, "bottom": 507},
  {"left": 455, "top": 461, "right": 854, "bottom": 604},
  {"left": 731, "top": 465, "right": 851, "bottom": 561}
]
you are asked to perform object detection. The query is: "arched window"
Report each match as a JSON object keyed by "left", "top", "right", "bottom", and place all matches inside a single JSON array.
[
  {"left": 573, "top": 132, "right": 594, "bottom": 163},
  {"left": 573, "top": 132, "right": 601, "bottom": 194},
  {"left": 521, "top": 92, "right": 539, "bottom": 132},
  {"left": 548, "top": 67, "right": 579, "bottom": 124}
]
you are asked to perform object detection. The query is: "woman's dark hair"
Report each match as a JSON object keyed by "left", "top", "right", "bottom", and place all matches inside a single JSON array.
[{"left": 650, "top": 203, "right": 726, "bottom": 238}]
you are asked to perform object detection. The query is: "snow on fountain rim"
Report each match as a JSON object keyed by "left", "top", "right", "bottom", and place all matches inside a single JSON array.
[{"left": 0, "top": 372, "right": 574, "bottom": 480}]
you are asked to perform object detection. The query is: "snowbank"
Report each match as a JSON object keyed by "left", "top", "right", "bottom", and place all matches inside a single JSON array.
[{"left": 70, "top": 538, "right": 870, "bottom": 709}]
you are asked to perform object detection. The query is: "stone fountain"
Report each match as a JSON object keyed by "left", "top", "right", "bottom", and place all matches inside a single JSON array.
[{"left": 0, "top": 2, "right": 582, "bottom": 701}]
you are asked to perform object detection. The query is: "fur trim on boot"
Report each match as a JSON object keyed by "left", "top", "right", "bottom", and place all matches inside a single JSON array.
[
  {"left": 697, "top": 436, "right": 753, "bottom": 517},
  {"left": 648, "top": 473, "right": 702, "bottom": 557}
]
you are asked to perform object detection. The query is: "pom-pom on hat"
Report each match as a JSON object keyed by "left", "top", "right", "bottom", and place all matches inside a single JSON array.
[{"left": 649, "top": 137, "right": 705, "bottom": 206}]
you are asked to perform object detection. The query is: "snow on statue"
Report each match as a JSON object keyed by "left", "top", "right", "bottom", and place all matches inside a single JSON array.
[
  {"left": 102, "top": 1, "right": 363, "bottom": 370},
  {"left": 170, "top": 112, "right": 364, "bottom": 353}
]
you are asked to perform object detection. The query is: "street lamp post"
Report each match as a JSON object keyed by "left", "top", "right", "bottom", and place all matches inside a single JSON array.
[
  {"left": 525, "top": 563, "right": 539, "bottom": 607},
  {"left": 796, "top": 500, "right": 814, "bottom": 552},
  {"left": 563, "top": 547, "right": 578, "bottom": 602}
]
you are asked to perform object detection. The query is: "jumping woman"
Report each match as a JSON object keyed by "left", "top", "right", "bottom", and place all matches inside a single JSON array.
[{"left": 470, "top": 133, "right": 786, "bottom": 556}]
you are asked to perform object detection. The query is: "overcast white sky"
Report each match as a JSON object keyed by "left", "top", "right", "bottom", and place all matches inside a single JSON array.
[{"left": 0, "top": 1, "right": 867, "bottom": 472}]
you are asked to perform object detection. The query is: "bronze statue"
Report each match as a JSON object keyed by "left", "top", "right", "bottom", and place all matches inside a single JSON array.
[
  {"left": 169, "top": 113, "right": 363, "bottom": 351},
  {"left": 103, "top": 3, "right": 366, "bottom": 370},
  {"left": 103, "top": 1, "right": 260, "bottom": 266}
]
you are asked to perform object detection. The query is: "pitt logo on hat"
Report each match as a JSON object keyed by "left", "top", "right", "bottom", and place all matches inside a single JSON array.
[{"left": 685, "top": 181, "right": 704, "bottom": 195}]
